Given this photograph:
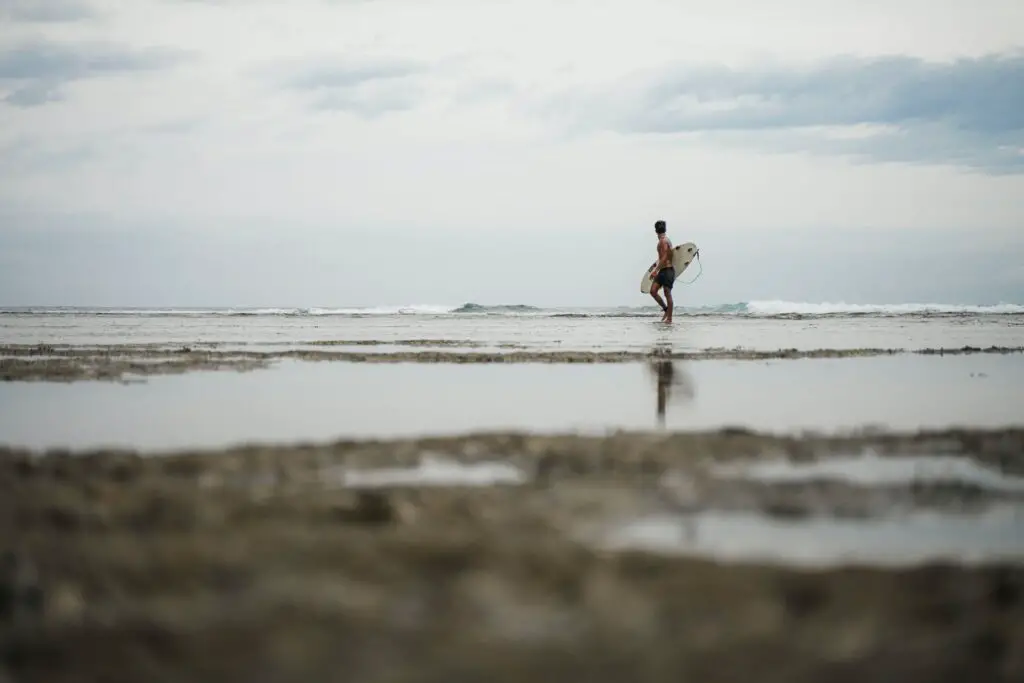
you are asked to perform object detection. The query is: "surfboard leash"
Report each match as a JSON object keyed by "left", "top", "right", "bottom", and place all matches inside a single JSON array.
[{"left": 677, "top": 249, "right": 703, "bottom": 285}]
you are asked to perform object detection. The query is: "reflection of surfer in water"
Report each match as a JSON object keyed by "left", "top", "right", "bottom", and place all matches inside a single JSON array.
[{"left": 649, "top": 357, "right": 696, "bottom": 426}]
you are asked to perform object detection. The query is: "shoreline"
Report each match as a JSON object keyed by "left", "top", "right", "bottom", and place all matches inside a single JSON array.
[
  {"left": 6, "top": 422, "right": 1023, "bottom": 468},
  {"left": 3, "top": 342, "right": 1023, "bottom": 383}
]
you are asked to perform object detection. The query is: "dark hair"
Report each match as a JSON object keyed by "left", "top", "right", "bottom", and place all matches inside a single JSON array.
[{"left": 654, "top": 220, "right": 666, "bottom": 233}]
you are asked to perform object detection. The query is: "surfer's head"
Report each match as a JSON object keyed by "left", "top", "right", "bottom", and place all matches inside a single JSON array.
[{"left": 654, "top": 220, "right": 666, "bottom": 234}]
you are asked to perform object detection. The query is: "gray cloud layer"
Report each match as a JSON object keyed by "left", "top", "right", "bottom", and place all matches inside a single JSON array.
[
  {"left": 579, "top": 52, "right": 1024, "bottom": 173},
  {"left": 626, "top": 54, "right": 1024, "bottom": 133},
  {"left": 274, "top": 57, "right": 426, "bottom": 117},
  {"left": 0, "top": 0, "right": 94, "bottom": 22},
  {"left": 0, "top": 40, "right": 189, "bottom": 107}
]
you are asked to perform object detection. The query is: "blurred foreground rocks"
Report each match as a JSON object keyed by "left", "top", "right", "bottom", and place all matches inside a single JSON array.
[{"left": 1, "top": 428, "right": 1022, "bottom": 682}]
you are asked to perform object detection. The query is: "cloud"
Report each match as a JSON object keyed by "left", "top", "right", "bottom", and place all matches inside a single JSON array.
[
  {"left": 3, "top": 81, "right": 66, "bottom": 106},
  {"left": 139, "top": 117, "right": 206, "bottom": 135},
  {"left": 735, "top": 123, "right": 1024, "bottom": 175},
  {"left": 0, "top": 0, "right": 95, "bottom": 22},
  {"left": 566, "top": 52, "right": 1024, "bottom": 173},
  {"left": 0, "top": 138, "right": 98, "bottom": 173},
  {"left": 271, "top": 56, "right": 427, "bottom": 117},
  {"left": 0, "top": 39, "right": 190, "bottom": 108},
  {"left": 158, "top": 0, "right": 276, "bottom": 4}
]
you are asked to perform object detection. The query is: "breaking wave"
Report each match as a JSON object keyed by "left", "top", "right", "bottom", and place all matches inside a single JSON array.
[{"left": 739, "top": 301, "right": 1024, "bottom": 316}]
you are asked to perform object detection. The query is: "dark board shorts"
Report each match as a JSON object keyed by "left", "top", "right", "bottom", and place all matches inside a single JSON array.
[{"left": 655, "top": 267, "right": 676, "bottom": 289}]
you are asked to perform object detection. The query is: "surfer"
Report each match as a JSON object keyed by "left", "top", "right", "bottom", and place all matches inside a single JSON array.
[{"left": 650, "top": 220, "right": 675, "bottom": 323}]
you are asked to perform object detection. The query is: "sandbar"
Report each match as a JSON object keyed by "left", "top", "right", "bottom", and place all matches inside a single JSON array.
[{"left": 1, "top": 342, "right": 1022, "bottom": 382}]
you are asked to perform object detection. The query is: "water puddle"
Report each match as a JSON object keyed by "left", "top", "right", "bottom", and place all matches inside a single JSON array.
[
  {"left": 4, "top": 356, "right": 1024, "bottom": 451},
  {"left": 336, "top": 456, "right": 527, "bottom": 488},
  {"left": 709, "top": 450, "right": 1024, "bottom": 493},
  {"left": 596, "top": 504, "right": 1024, "bottom": 567}
]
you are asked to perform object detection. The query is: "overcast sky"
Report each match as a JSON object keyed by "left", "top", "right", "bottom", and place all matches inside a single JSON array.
[{"left": 1, "top": 0, "right": 1022, "bottom": 308}]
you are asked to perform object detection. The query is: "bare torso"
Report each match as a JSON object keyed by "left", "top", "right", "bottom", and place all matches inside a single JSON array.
[{"left": 656, "top": 236, "right": 673, "bottom": 271}]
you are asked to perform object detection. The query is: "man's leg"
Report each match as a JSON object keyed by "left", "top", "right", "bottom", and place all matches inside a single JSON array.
[
  {"left": 657, "top": 268, "right": 676, "bottom": 322},
  {"left": 650, "top": 281, "right": 667, "bottom": 313}
]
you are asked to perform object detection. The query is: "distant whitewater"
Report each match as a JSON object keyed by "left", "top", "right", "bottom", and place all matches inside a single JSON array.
[{"left": 3, "top": 301, "right": 1023, "bottom": 318}]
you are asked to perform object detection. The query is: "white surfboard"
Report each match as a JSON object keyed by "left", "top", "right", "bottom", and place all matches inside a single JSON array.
[{"left": 640, "top": 242, "right": 699, "bottom": 294}]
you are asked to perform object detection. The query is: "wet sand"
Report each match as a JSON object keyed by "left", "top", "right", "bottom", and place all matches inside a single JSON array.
[
  {"left": 2, "top": 342, "right": 1022, "bottom": 382},
  {"left": 2, "top": 427, "right": 1023, "bottom": 683}
]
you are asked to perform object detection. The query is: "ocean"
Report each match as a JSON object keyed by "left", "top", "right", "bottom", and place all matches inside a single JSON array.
[
  {"left": 2, "top": 300, "right": 1022, "bottom": 450},
  {"left": 3, "top": 301, "right": 1023, "bottom": 352}
]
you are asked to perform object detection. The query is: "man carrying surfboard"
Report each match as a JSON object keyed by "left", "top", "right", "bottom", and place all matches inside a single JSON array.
[{"left": 650, "top": 220, "right": 675, "bottom": 323}]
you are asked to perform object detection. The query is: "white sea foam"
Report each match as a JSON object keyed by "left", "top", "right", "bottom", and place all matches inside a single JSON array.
[
  {"left": 306, "top": 305, "right": 458, "bottom": 316},
  {"left": 743, "top": 301, "right": 1024, "bottom": 316},
  {"left": 2, "top": 301, "right": 1021, "bottom": 317}
]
